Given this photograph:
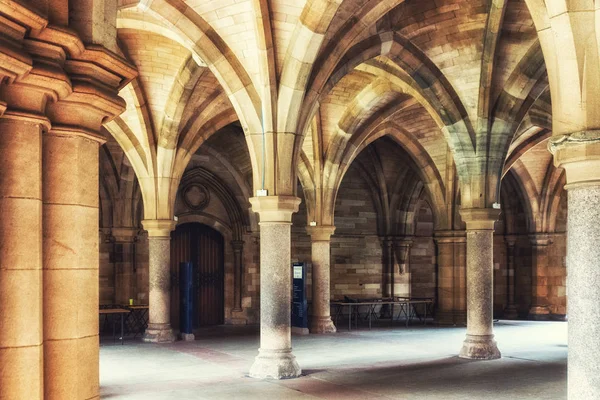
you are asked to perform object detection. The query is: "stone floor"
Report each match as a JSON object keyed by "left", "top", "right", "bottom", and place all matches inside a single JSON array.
[{"left": 100, "top": 320, "right": 567, "bottom": 399}]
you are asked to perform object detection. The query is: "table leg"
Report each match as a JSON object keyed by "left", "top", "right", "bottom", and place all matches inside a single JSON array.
[
  {"left": 121, "top": 313, "right": 124, "bottom": 345},
  {"left": 348, "top": 304, "right": 351, "bottom": 331},
  {"left": 112, "top": 315, "right": 116, "bottom": 342},
  {"left": 368, "top": 304, "right": 372, "bottom": 330},
  {"left": 391, "top": 303, "right": 394, "bottom": 327}
]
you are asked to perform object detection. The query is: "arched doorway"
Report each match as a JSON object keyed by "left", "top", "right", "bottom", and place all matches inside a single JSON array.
[{"left": 171, "top": 223, "right": 225, "bottom": 329}]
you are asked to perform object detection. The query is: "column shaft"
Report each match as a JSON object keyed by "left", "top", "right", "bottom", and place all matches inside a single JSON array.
[
  {"left": 232, "top": 240, "right": 244, "bottom": 312},
  {"left": 307, "top": 226, "right": 336, "bottom": 334},
  {"left": 503, "top": 237, "right": 518, "bottom": 319},
  {"left": 381, "top": 238, "right": 393, "bottom": 298},
  {"left": 459, "top": 209, "right": 501, "bottom": 360},
  {"left": 249, "top": 196, "right": 301, "bottom": 379},
  {"left": 567, "top": 186, "right": 600, "bottom": 398},
  {"left": 0, "top": 118, "right": 44, "bottom": 399},
  {"left": 43, "top": 133, "right": 101, "bottom": 399},
  {"left": 142, "top": 220, "right": 176, "bottom": 343},
  {"left": 528, "top": 234, "right": 552, "bottom": 320}
]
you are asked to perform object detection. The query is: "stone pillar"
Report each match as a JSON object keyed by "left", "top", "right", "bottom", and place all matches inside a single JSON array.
[
  {"left": 434, "top": 230, "right": 467, "bottom": 325},
  {"left": 528, "top": 234, "right": 553, "bottom": 320},
  {"left": 43, "top": 131, "right": 104, "bottom": 399},
  {"left": 249, "top": 196, "right": 301, "bottom": 379},
  {"left": 0, "top": 111, "right": 48, "bottom": 400},
  {"left": 141, "top": 220, "right": 177, "bottom": 343},
  {"left": 550, "top": 133, "right": 600, "bottom": 399},
  {"left": 111, "top": 227, "right": 138, "bottom": 305},
  {"left": 307, "top": 226, "right": 336, "bottom": 334},
  {"left": 458, "top": 209, "right": 501, "bottom": 360},
  {"left": 232, "top": 240, "right": 244, "bottom": 312},
  {"left": 503, "top": 236, "right": 518, "bottom": 319},
  {"left": 381, "top": 237, "right": 393, "bottom": 299}
]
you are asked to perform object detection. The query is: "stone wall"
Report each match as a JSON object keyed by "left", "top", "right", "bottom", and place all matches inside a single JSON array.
[
  {"left": 411, "top": 203, "right": 436, "bottom": 300},
  {"left": 99, "top": 231, "right": 149, "bottom": 306}
]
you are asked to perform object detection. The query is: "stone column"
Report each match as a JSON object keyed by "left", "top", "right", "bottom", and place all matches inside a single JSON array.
[
  {"left": 434, "top": 230, "right": 467, "bottom": 325},
  {"left": 0, "top": 110, "right": 48, "bottom": 400},
  {"left": 141, "top": 220, "right": 177, "bottom": 343},
  {"left": 111, "top": 227, "right": 138, "bottom": 305},
  {"left": 550, "top": 133, "right": 600, "bottom": 399},
  {"left": 232, "top": 240, "right": 244, "bottom": 312},
  {"left": 378, "top": 237, "right": 394, "bottom": 318},
  {"left": 39, "top": 22, "right": 135, "bottom": 399},
  {"left": 528, "top": 233, "right": 553, "bottom": 320},
  {"left": 459, "top": 209, "right": 501, "bottom": 360},
  {"left": 249, "top": 196, "right": 301, "bottom": 379},
  {"left": 503, "top": 236, "right": 518, "bottom": 319},
  {"left": 307, "top": 226, "right": 336, "bottom": 334},
  {"left": 43, "top": 131, "right": 104, "bottom": 399}
]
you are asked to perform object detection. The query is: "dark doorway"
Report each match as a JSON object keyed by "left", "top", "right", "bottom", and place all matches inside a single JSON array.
[{"left": 171, "top": 223, "right": 225, "bottom": 328}]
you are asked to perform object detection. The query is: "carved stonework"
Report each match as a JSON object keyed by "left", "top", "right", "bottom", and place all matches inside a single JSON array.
[
  {"left": 182, "top": 183, "right": 210, "bottom": 211},
  {"left": 548, "top": 130, "right": 600, "bottom": 153}
]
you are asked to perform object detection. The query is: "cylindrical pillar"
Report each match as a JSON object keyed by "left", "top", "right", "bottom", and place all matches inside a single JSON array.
[
  {"left": 503, "top": 236, "right": 518, "bottom": 319},
  {"left": 232, "top": 240, "right": 244, "bottom": 312},
  {"left": 566, "top": 184, "right": 600, "bottom": 398},
  {"left": 550, "top": 134, "right": 600, "bottom": 399},
  {"left": 307, "top": 226, "right": 336, "bottom": 334},
  {"left": 0, "top": 114, "right": 46, "bottom": 399},
  {"left": 43, "top": 132, "right": 103, "bottom": 399},
  {"left": 434, "top": 230, "right": 467, "bottom": 325},
  {"left": 141, "top": 220, "right": 176, "bottom": 343},
  {"left": 458, "top": 209, "right": 501, "bottom": 360},
  {"left": 528, "top": 234, "right": 552, "bottom": 320},
  {"left": 248, "top": 196, "right": 301, "bottom": 379}
]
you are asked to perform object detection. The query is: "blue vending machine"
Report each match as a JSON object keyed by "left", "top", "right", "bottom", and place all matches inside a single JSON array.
[
  {"left": 291, "top": 262, "right": 309, "bottom": 335},
  {"left": 180, "top": 262, "right": 195, "bottom": 337}
]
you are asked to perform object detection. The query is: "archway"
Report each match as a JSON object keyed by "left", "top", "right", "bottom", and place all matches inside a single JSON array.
[{"left": 170, "top": 223, "right": 225, "bottom": 329}]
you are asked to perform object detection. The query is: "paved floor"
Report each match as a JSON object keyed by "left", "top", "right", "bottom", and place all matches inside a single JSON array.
[{"left": 100, "top": 320, "right": 567, "bottom": 399}]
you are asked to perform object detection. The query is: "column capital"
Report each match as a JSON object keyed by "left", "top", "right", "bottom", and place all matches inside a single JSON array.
[
  {"left": 306, "top": 225, "right": 335, "bottom": 241},
  {"left": 231, "top": 240, "right": 245, "bottom": 251},
  {"left": 504, "top": 235, "right": 518, "bottom": 247},
  {"left": 42, "top": 31, "right": 136, "bottom": 142},
  {"left": 434, "top": 230, "right": 466, "bottom": 244},
  {"left": 142, "top": 219, "right": 176, "bottom": 237},
  {"left": 111, "top": 227, "right": 139, "bottom": 243},
  {"left": 249, "top": 196, "right": 300, "bottom": 223},
  {"left": 529, "top": 233, "right": 553, "bottom": 247},
  {"left": 459, "top": 208, "right": 501, "bottom": 230},
  {"left": 549, "top": 130, "right": 600, "bottom": 188},
  {"left": 393, "top": 236, "right": 414, "bottom": 248}
]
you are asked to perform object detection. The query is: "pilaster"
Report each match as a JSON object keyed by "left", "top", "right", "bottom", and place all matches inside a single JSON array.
[{"left": 306, "top": 225, "right": 336, "bottom": 334}]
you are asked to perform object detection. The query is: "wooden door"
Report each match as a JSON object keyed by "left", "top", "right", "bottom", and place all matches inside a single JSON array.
[{"left": 171, "top": 223, "right": 225, "bottom": 328}]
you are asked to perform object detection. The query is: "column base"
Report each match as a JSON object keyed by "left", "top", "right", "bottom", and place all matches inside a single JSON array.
[
  {"left": 310, "top": 316, "right": 337, "bottom": 334},
  {"left": 528, "top": 305, "right": 551, "bottom": 321},
  {"left": 143, "top": 323, "right": 176, "bottom": 343},
  {"left": 249, "top": 349, "right": 302, "bottom": 379},
  {"left": 459, "top": 334, "right": 501, "bottom": 360},
  {"left": 180, "top": 333, "right": 195, "bottom": 341},
  {"left": 503, "top": 305, "right": 519, "bottom": 320}
]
